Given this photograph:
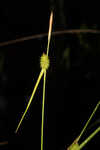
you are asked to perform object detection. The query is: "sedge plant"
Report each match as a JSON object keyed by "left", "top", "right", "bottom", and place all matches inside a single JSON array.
[
  {"left": 15, "top": 11, "right": 53, "bottom": 150},
  {"left": 15, "top": 11, "right": 100, "bottom": 150},
  {"left": 67, "top": 101, "right": 100, "bottom": 150}
]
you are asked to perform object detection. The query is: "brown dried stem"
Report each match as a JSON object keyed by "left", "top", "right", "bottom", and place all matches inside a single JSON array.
[{"left": 0, "top": 29, "right": 100, "bottom": 47}]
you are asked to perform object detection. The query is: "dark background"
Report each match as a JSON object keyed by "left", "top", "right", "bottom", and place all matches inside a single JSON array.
[{"left": 0, "top": 1, "right": 100, "bottom": 150}]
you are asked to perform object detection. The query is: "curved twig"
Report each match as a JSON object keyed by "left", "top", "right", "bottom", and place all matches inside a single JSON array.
[{"left": 0, "top": 29, "right": 100, "bottom": 47}]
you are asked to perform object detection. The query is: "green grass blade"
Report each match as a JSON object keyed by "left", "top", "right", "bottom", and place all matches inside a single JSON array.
[
  {"left": 78, "top": 101, "right": 100, "bottom": 142},
  {"left": 15, "top": 70, "right": 44, "bottom": 133},
  {"left": 79, "top": 127, "right": 100, "bottom": 149}
]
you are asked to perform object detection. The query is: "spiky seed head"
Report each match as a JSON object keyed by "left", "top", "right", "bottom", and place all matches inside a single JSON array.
[
  {"left": 40, "top": 53, "right": 50, "bottom": 70},
  {"left": 68, "top": 143, "right": 80, "bottom": 150}
]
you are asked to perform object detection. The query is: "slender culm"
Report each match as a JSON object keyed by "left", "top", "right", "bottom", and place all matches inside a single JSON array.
[{"left": 79, "top": 127, "right": 100, "bottom": 150}]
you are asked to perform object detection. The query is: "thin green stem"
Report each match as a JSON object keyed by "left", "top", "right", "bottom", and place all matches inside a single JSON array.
[
  {"left": 15, "top": 70, "right": 44, "bottom": 133},
  {"left": 79, "top": 127, "right": 100, "bottom": 150},
  {"left": 78, "top": 101, "right": 100, "bottom": 142},
  {"left": 41, "top": 70, "right": 46, "bottom": 150}
]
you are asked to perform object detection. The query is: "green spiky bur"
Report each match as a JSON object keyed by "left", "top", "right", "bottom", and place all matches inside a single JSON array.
[
  {"left": 67, "top": 101, "right": 100, "bottom": 150},
  {"left": 68, "top": 138, "right": 80, "bottom": 150},
  {"left": 68, "top": 144, "right": 80, "bottom": 150}
]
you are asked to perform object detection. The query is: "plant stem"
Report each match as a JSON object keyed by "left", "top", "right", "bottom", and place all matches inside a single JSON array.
[
  {"left": 79, "top": 127, "right": 100, "bottom": 150},
  {"left": 78, "top": 101, "right": 100, "bottom": 141},
  {"left": 47, "top": 11, "right": 53, "bottom": 56},
  {"left": 41, "top": 71, "right": 46, "bottom": 150}
]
